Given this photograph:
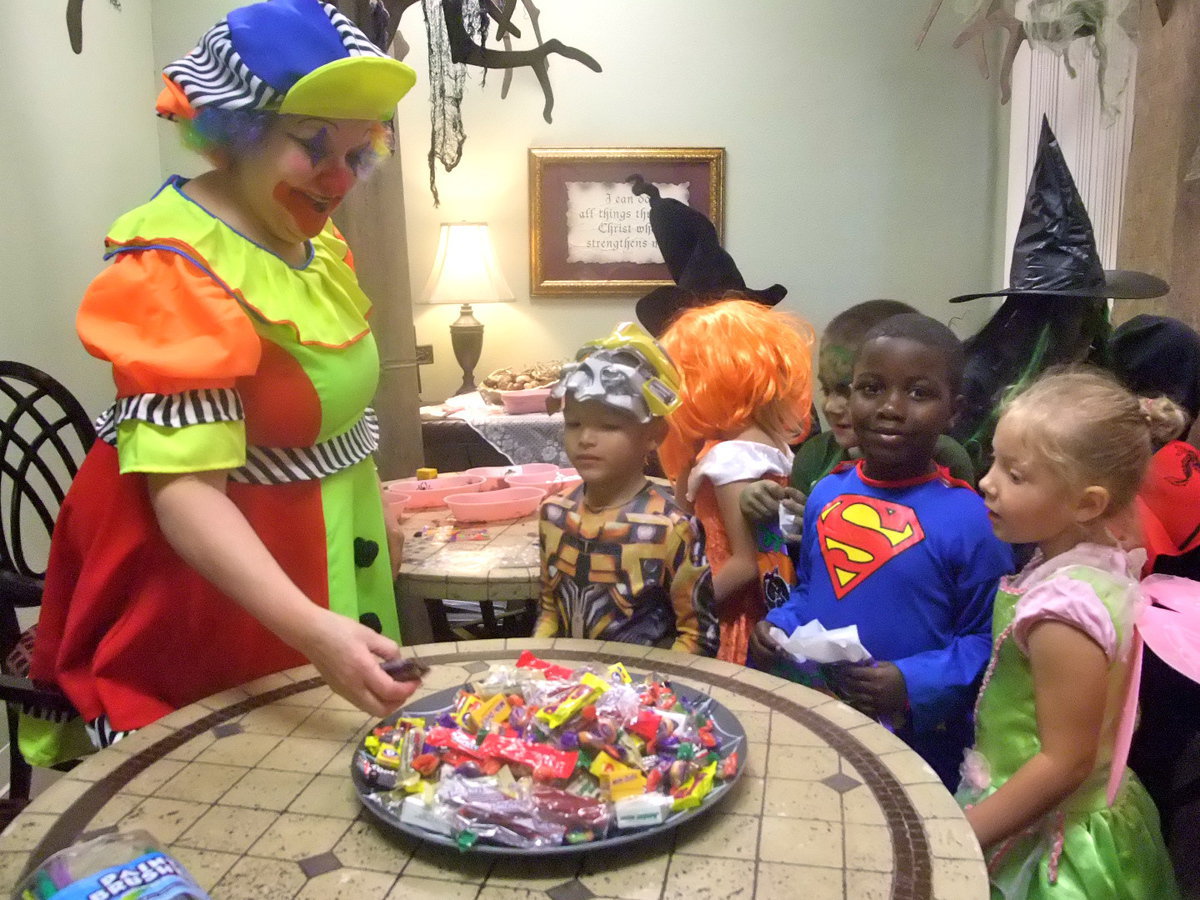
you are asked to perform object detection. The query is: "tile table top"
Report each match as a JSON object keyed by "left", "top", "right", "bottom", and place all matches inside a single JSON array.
[
  {"left": 395, "top": 507, "right": 541, "bottom": 644},
  {"left": 0, "top": 640, "right": 987, "bottom": 899}
]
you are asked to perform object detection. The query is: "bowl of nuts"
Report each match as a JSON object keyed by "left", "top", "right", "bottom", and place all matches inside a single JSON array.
[{"left": 480, "top": 361, "right": 563, "bottom": 406}]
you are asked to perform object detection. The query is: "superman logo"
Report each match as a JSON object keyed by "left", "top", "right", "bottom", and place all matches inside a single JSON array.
[{"left": 816, "top": 494, "right": 925, "bottom": 598}]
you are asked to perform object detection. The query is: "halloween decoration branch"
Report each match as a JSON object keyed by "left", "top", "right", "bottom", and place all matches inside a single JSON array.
[
  {"left": 417, "top": 0, "right": 600, "bottom": 203},
  {"left": 918, "top": 0, "right": 1157, "bottom": 113},
  {"left": 65, "top": 0, "right": 121, "bottom": 55},
  {"left": 66, "top": 0, "right": 601, "bottom": 204}
]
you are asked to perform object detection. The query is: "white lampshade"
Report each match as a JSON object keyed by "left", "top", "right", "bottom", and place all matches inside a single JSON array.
[{"left": 421, "top": 222, "right": 515, "bottom": 305}]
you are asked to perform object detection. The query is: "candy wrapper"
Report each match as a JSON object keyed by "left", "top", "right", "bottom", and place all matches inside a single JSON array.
[{"left": 356, "top": 653, "right": 745, "bottom": 850}]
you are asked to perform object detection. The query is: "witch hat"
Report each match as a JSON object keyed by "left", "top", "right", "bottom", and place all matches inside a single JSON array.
[
  {"left": 629, "top": 175, "right": 786, "bottom": 336},
  {"left": 950, "top": 116, "right": 1167, "bottom": 303}
]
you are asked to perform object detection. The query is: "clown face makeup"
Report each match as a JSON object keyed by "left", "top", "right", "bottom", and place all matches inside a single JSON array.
[{"left": 231, "top": 115, "right": 385, "bottom": 248}]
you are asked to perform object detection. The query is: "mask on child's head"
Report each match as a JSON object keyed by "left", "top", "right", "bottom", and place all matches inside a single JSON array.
[{"left": 549, "top": 322, "right": 682, "bottom": 423}]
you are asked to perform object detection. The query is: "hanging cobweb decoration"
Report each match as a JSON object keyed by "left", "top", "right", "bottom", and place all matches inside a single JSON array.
[{"left": 422, "top": 0, "right": 486, "bottom": 205}]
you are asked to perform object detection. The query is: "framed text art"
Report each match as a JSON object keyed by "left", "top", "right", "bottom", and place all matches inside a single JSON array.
[{"left": 529, "top": 147, "right": 725, "bottom": 295}]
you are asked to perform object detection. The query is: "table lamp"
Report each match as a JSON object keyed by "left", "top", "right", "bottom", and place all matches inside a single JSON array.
[{"left": 421, "top": 222, "right": 515, "bottom": 395}]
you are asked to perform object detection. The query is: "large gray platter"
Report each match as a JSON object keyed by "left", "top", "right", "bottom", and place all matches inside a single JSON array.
[{"left": 353, "top": 674, "right": 747, "bottom": 856}]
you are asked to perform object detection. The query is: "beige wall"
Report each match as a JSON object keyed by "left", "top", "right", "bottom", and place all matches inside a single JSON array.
[
  {"left": 391, "top": 2, "right": 1004, "bottom": 401},
  {"left": 0, "top": 0, "right": 159, "bottom": 415},
  {"left": 5, "top": 1, "right": 1003, "bottom": 409}
]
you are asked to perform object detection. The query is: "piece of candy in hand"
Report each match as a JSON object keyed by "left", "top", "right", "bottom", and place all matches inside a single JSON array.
[{"left": 381, "top": 658, "right": 430, "bottom": 682}]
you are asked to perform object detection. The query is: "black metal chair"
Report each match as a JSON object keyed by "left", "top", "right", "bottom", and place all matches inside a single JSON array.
[
  {"left": 425, "top": 598, "right": 539, "bottom": 643},
  {"left": 0, "top": 362, "right": 94, "bottom": 819}
]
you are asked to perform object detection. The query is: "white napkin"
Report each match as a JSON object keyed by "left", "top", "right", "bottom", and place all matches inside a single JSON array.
[
  {"left": 769, "top": 619, "right": 872, "bottom": 665},
  {"left": 778, "top": 503, "right": 799, "bottom": 536}
]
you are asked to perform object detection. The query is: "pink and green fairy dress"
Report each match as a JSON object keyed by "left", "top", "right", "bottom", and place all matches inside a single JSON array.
[
  {"left": 957, "top": 543, "right": 1179, "bottom": 899},
  {"left": 24, "top": 176, "right": 399, "bottom": 762}
]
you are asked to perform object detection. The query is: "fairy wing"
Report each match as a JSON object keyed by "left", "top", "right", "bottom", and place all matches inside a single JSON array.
[
  {"left": 1108, "top": 574, "right": 1200, "bottom": 804},
  {"left": 1136, "top": 575, "right": 1200, "bottom": 682}
]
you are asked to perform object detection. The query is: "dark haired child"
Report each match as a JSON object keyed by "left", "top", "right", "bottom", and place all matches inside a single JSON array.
[
  {"left": 534, "top": 323, "right": 719, "bottom": 655},
  {"left": 741, "top": 300, "right": 975, "bottom": 535},
  {"left": 750, "top": 313, "right": 1013, "bottom": 788},
  {"left": 1109, "top": 315, "right": 1200, "bottom": 843}
]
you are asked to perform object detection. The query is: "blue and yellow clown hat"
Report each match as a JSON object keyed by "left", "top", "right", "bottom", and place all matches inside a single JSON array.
[{"left": 157, "top": 0, "right": 416, "bottom": 123}]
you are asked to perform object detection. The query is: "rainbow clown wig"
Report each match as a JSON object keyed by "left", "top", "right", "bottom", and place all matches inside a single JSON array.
[{"left": 658, "top": 297, "right": 815, "bottom": 479}]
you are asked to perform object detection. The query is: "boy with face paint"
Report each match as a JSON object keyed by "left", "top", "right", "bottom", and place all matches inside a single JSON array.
[{"left": 535, "top": 323, "right": 719, "bottom": 655}]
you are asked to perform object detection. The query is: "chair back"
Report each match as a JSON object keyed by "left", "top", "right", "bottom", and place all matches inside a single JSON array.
[{"left": 0, "top": 362, "right": 94, "bottom": 655}]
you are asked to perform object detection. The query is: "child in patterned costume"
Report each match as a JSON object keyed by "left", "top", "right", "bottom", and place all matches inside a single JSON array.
[
  {"left": 25, "top": 0, "right": 424, "bottom": 763},
  {"left": 965, "top": 370, "right": 1179, "bottom": 898},
  {"left": 535, "top": 323, "right": 718, "bottom": 655},
  {"left": 658, "top": 299, "right": 815, "bottom": 665}
]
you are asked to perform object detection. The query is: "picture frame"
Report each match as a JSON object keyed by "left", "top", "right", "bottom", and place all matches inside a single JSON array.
[{"left": 529, "top": 147, "right": 725, "bottom": 296}]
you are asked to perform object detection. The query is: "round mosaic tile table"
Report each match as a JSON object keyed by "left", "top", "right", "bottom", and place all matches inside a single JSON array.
[{"left": 0, "top": 639, "right": 987, "bottom": 899}]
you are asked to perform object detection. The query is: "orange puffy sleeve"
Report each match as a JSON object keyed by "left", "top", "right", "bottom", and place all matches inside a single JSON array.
[{"left": 78, "top": 248, "right": 261, "bottom": 397}]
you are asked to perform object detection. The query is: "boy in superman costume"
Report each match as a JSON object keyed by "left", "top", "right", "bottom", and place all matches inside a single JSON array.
[{"left": 750, "top": 314, "right": 1013, "bottom": 788}]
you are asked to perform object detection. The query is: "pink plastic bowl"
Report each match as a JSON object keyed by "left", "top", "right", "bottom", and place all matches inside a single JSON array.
[
  {"left": 463, "top": 465, "right": 515, "bottom": 491},
  {"left": 499, "top": 387, "right": 552, "bottom": 415},
  {"left": 550, "top": 468, "right": 583, "bottom": 494},
  {"left": 513, "top": 462, "right": 558, "bottom": 476},
  {"left": 385, "top": 473, "right": 487, "bottom": 508},
  {"left": 444, "top": 486, "right": 546, "bottom": 522},
  {"left": 505, "top": 471, "right": 559, "bottom": 491},
  {"left": 383, "top": 489, "right": 413, "bottom": 520}
]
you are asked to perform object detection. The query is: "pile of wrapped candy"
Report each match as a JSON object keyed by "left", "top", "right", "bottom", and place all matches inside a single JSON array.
[{"left": 356, "top": 652, "right": 743, "bottom": 850}]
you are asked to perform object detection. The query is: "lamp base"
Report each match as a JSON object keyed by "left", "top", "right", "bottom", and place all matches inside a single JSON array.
[{"left": 450, "top": 303, "right": 484, "bottom": 395}]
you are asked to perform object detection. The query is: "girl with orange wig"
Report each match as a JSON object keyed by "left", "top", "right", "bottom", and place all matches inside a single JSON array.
[{"left": 659, "top": 298, "right": 816, "bottom": 664}]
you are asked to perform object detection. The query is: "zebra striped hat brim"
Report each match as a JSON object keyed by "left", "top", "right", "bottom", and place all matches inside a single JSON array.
[{"left": 161, "top": 0, "right": 415, "bottom": 122}]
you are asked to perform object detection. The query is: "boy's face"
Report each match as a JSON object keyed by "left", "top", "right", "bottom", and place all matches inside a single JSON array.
[
  {"left": 849, "top": 336, "right": 958, "bottom": 481},
  {"left": 818, "top": 341, "right": 857, "bottom": 449},
  {"left": 562, "top": 398, "right": 662, "bottom": 495}
]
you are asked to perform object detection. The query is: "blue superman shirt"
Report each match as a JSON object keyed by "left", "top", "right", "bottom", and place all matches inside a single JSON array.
[{"left": 766, "top": 460, "right": 1013, "bottom": 787}]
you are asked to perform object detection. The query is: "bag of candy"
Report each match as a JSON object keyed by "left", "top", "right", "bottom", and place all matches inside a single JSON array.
[{"left": 16, "top": 829, "right": 209, "bottom": 899}]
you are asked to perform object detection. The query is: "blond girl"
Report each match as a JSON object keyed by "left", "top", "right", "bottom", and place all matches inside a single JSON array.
[{"left": 965, "top": 369, "right": 1178, "bottom": 899}]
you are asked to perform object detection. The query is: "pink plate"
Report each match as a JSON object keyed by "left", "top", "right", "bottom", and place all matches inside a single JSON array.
[
  {"left": 444, "top": 486, "right": 546, "bottom": 522},
  {"left": 385, "top": 474, "right": 487, "bottom": 508},
  {"left": 383, "top": 489, "right": 413, "bottom": 522},
  {"left": 513, "top": 462, "right": 558, "bottom": 476},
  {"left": 550, "top": 468, "right": 583, "bottom": 494}
]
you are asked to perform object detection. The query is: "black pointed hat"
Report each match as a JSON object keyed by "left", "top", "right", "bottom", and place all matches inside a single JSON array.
[
  {"left": 630, "top": 175, "right": 786, "bottom": 336},
  {"left": 950, "top": 117, "right": 1167, "bottom": 303}
]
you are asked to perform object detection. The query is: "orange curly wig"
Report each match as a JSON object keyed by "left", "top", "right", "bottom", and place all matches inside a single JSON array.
[{"left": 658, "top": 298, "right": 815, "bottom": 479}]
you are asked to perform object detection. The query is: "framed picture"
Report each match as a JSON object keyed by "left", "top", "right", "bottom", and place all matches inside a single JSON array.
[{"left": 529, "top": 147, "right": 725, "bottom": 296}]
